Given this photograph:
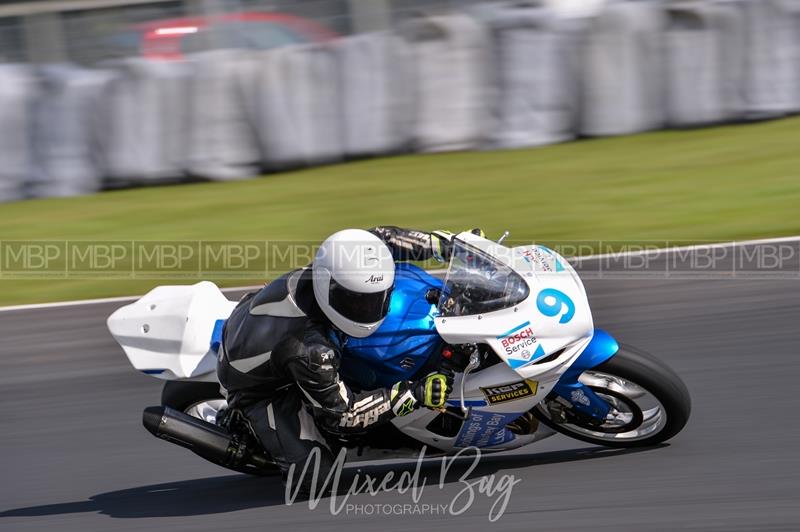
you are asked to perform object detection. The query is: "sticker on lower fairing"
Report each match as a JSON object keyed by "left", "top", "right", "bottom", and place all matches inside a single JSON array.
[
  {"left": 480, "top": 379, "right": 539, "bottom": 405},
  {"left": 453, "top": 410, "right": 523, "bottom": 448}
]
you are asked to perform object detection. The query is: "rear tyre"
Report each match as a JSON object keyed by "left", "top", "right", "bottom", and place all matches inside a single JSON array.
[
  {"left": 533, "top": 344, "right": 691, "bottom": 448},
  {"left": 161, "top": 380, "right": 224, "bottom": 411}
]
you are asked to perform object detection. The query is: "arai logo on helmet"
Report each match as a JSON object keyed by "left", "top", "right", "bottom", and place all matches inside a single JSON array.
[{"left": 365, "top": 274, "right": 384, "bottom": 284}]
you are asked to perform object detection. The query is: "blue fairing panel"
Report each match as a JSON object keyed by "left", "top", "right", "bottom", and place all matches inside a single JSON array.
[
  {"left": 340, "top": 263, "right": 443, "bottom": 389},
  {"left": 209, "top": 319, "right": 225, "bottom": 352},
  {"left": 551, "top": 329, "right": 619, "bottom": 419},
  {"left": 560, "top": 329, "right": 620, "bottom": 381}
]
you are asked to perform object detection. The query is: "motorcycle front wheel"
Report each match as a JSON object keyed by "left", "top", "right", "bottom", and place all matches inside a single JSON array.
[{"left": 533, "top": 344, "right": 691, "bottom": 448}]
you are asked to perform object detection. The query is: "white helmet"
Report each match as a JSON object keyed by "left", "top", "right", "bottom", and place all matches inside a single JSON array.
[{"left": 312, "top": 229, "right": 395, "bottom": 338}]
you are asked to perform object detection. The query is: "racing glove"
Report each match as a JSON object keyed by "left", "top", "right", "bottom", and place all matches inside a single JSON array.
[
  {"left": 414, "top": 372, "right": 453, "bottom": 410},
  {"left": 413, "top": 371, "right": 454, "bottom": 410},
  {"left": 389, "top": 372, "right": 455, "bottom": 415},
  {"left": 389, "top": 382, "right": 419, "bottom": 417}
]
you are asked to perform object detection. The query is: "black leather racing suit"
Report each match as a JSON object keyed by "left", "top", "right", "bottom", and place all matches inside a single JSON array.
[{"left": 216, "top": 227, "right": 449, "bottom": 490}]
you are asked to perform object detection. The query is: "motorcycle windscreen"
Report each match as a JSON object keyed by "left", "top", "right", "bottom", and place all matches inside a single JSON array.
[{"left": 438, "top": 240, "right": 529, "bottom": 317}]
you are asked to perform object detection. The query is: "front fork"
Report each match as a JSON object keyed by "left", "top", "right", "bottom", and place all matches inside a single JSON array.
[
  {"left": 551, "top": 381, "right": 611, "bottom": 421},
  {"left": 549, "top": 328, "right": 620, "bottom": 422}
]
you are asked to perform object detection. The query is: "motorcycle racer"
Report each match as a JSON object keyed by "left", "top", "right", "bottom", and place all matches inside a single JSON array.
[{"left": 216, "top": 227, "right": 463, "bottom": 492}]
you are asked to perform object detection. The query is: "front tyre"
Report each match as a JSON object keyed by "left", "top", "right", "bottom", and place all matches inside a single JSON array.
[{"left": 534, "top": 344, "right": 691, "bottom": 448}]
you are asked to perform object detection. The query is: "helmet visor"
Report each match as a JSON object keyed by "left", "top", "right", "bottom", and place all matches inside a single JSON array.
[{"left": 328, "top": 278, "right": 392, "bottom": 324}]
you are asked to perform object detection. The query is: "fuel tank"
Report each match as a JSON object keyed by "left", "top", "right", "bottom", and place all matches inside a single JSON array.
[{"left": 338, "top": 263, "right": 443, "bottom": 389}]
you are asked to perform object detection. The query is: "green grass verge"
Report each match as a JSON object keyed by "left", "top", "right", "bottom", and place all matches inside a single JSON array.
[{"left": 1, "top": 116, "right": 799, "bottom": 305}]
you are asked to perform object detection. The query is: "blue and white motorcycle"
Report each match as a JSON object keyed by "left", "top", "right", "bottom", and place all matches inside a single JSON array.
[{"left": 108, "top": 232, "right": 691, "bottom": 474}]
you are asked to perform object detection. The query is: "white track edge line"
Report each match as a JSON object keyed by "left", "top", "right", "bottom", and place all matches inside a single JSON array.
[
  {"left": 1, "top": 235, "right": 798, "bottom": 312},
  {"left": 0, "top": 285, "right": 264, "bottom": 312}
]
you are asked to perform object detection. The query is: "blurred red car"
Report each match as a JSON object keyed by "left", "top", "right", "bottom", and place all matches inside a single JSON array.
[{"left": 134, "top": 11, "right": 339, "bottom": 60}]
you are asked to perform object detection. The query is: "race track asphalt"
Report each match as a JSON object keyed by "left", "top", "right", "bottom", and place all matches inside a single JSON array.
[{"left": 2, "top": 241, "right": 800, "bottom": 531}]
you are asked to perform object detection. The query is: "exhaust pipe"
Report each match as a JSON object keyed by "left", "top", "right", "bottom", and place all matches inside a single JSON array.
[{"left": 142, "top": 406, "right": 271, "bottom": 470}]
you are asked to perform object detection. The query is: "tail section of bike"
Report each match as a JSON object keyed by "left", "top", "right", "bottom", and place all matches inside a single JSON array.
[{"left": 107, "top": 281, "right": 236, "bottom": 381}]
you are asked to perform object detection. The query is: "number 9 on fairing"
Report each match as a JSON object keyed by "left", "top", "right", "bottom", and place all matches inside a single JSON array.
[{"left": 536, "top": 288, "right": 575, "bottom": 324}]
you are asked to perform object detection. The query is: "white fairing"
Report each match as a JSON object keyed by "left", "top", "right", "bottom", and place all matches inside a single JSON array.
[
  {"left": 435, "top": 231, "right": 594, "bottom": 381},
  {"left": 107, "top": 281, "right": 235, "bottom": 381},
  {"left": 387, "top": 231, "right": 595, "bottom": 453}
]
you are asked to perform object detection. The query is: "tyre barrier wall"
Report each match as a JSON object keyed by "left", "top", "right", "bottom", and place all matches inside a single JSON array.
[
  {"left": 336, "top": 32, "right": 414, "bottom": 157},
  {"left": 29, "top": 64, "right": 114, "bottom": 198},
  {"left": 734, "top": 0, "right": 800, "bottom": 118},
  {"left": 472, "top": 2, "right": 581, "bottom": 148},
  {"left": 663, "top": 1, "right": 745, "bottom": 126},
  {"left": 579, "top": 1, "right": 667, "bottom": 136},
  {"left": 251, "top": 44, "right": 343, "bottom": 169},
  {"left": 399, "top": 13, "right": 492, "bottom": 152},
  {"left": 1, "top": 0, "right": 799, "bottom": 201},
  {"left": 97, "top": 58, "right": 193, "bottom": 185},
  {"left": 186, "top": 50, "right": 262, "bottom": 181},
  {"left": 0, "top": 64, "right": 35, "bottom": 202}
]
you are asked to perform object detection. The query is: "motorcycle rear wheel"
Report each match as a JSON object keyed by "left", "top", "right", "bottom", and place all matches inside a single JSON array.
[
  {"left": 533, "top": 344, "right": 691, "bottom": 448},
  {"left": 161, "top": 380, "right": 225, "bottom": 422}
]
